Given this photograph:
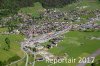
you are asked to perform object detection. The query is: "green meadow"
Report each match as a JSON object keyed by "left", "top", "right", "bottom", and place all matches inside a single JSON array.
[
  {"left": 0, "top": 34, "right": 24, "bottom": 61},
  {"left": 35, "top": 31, "right": 100, "bottom": 66},
  {"left": 19, "top": 2, "right": 45, "bottom": 18}
]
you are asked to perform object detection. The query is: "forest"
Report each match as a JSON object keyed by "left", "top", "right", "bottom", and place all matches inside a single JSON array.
[{"left": 0, "top": 0, "right": 77, "bottom": 16}]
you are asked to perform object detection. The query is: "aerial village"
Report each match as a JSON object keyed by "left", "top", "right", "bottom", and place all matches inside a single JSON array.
[{"left": 0, "top": 1, "right": 100, "bottom": 66}]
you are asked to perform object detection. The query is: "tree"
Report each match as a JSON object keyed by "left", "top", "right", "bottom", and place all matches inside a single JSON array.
[
  {"left": 5, "top": 37, "right": 10, "bottom": 49},
  {"left": 0, "top": 0, "right": 78, "bottom": 17},
  {"left": 35, "top": 0, "right": 77, "bottom": 8},
  {"left": 7, "top": 55, "right": 20, "bottom": 64},
  {"left": 6, "top": 20, "right": 19, "bottom": 32},
  {"left": 91, "top": 63, "right": 95, "bottom": 66},
  {"left": 0, "top": 61, "right": 6, "bottom": 66},
  {"left": 32, "top": 48, "right": 36, "bottom": 52},
  {"left": 0, "top": 61, "right": 3, "bottom": 66},
  {"left": 0, "top": 0, "right": 35, "bottom": 16}
]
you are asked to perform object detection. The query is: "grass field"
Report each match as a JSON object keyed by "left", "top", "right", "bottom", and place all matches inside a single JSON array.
[
  {"left": 34, "top": 31, "right": 100, "bottom": 66},
  {"left": 0, "top": 27, "right": 8, "bottom": 33},
  {"left": 0, "top": 34, "right": 25, "bottom": 61},
  {"left": 49, "top": 31, "right": 100, "bottom": 57},
  {"left": 19, "top": 2, "right": 45, "bottom": 18},
  {"left": 96, "top": 21, "right": 100, "bottom": 25},
  {"left": 58, "top": 0, "right": 100, "bottom": 11},
  {"left": 23, "top": 1, "right": 100, "bottom": 66},
  {"left": 86, "top": 55, "right": 100, "bottom": 66},
  {"left": 1, "top": 0, "right": 100, "bottom": 66}
]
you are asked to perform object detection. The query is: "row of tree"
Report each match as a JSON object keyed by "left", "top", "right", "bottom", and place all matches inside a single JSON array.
[
  {"left": 0, "top": 0, "right": 35, "bottom": 17},
  {"left": 35, "top": 0, "right": 77, "bottom": 8},
  {"left": 4, "top": 37, "right": 10, "bottom": 51},
  {"left": 0, "top": 0, "right": 77, "bottom": 9},
  {"left": 1, "top": 0, "right": 100, "bottom": 16},
  {"left": 0, "top": 0, "right": 78, "bottom": 16},
  {"left": 0, "top": 55, "right": 20, "bottom": 66}
]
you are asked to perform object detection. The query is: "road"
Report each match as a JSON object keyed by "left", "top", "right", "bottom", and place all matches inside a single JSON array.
[
  {"left": 6, "top": 49, "right": 26, "bottom": 66},
  {"left": 21, "top": 25, "right": 100, "bottom": 66},
  {"left": 21, "top": 25, "right": 72, "bottom": 66},
  {"left": 77, "top": 49, "right": 100, "bottom": 66},
  {"left": 32, "top": 53, "right": 36, "bottom": 66},
  {"left": 21, "top": 45, "right": 29, "bottom": 66},
  {"left": 21, "top": 25, "right": 72, "bottom": 47}
]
